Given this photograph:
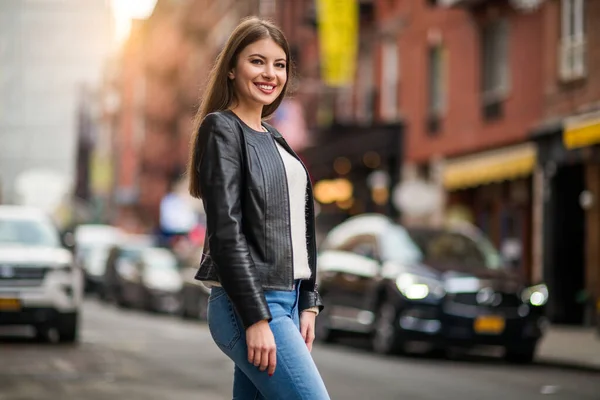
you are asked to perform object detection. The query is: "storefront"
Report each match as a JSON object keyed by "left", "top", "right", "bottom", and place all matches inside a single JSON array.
[
  {"left": 299, "top": 122, "right": 403, "bottom": 241},
  {"left": 532, "top": 110, "right": 600, "bottom": 325},
  {"left": 441, "top": 143, "right": 537, "bottom": 281}
]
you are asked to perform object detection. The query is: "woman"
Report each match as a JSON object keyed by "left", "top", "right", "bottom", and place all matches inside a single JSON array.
[{"left": 187, "top": 17, "right": 330, "bottom": 400}]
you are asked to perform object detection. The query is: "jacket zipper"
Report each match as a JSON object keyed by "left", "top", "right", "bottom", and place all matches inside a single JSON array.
[{"left": 272, "top": 136, "right": 295, "bottom": 290}]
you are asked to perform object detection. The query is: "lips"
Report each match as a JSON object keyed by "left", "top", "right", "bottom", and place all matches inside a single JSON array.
[{"left": 254, "top": 83, "right": 276, "bottom": 95}]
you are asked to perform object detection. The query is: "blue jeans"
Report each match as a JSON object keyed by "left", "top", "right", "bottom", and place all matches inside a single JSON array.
[{"left": 207, "top": 282, "right": 330, "bottom": 400}]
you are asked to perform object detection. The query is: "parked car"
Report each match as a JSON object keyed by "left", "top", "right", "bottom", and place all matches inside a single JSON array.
[
  {"left": 315, "top": 214, "right": 548, "bottom": 363},
  {"left": 137, "top": 247, "right": 183, "bottom": 314},
  {"left": 101, "top": 235, "right": 154, "bottom": 305},
  {"left": 73, "top": 224, "right": 122, "bottom": 294},
  {"left": 83, "top": 245, "right": 112, "bottom": 297},
  {"left": 0, "top": 206, "right": 83, "bottom": 342}
]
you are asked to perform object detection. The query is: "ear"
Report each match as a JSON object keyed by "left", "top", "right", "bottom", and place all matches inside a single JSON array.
[{"left": 228, "top": 69, "right": 235, "bottom": 80}]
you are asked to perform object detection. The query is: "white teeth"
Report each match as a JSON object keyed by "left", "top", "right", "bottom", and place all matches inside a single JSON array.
[{"left": 257, "top": 84, "right": 274, "bottom": 90}]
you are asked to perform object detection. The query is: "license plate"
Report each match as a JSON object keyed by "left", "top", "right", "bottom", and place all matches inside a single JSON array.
[
  {"left": 0, "top": 298, "right": 21, "bottom": 311},
  {"left": 474, "top": 315, "right": 505, "bottom": 334}
]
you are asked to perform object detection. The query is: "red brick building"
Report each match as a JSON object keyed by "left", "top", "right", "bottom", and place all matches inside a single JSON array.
[
  {"left": 394, "top": 0, "right": 548, "bottom": 283},
  {"left": 531, "top": 0, "right": 600, "bottom": 325},
  {"left": 109, "top": 20, "right": 149, "bottom": 233}
]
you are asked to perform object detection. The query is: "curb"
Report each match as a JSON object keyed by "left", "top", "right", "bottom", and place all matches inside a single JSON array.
[{"left": 536, "top": 357, "right": 600, "bottom": 373}]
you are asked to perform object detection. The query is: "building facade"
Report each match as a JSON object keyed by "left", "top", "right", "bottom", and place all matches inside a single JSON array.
[
  {"left": 398, "top": 0, "right": 546, "bottom": 284},
  {"left": 531, "top": 0, "right": 600, "bottom": 325}
]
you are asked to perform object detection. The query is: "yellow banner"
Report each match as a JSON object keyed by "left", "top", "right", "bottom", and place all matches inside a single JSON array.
[{"left": 316, "top": 0, "right": 359, "bottom": 87}]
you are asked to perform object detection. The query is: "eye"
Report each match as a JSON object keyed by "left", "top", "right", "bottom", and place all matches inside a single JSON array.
[
  {"left": 275, "top": 62, "right": 286, "bottom": 69},
  {"left": 251, "top": 59, "right": 264, "bottom": 65}
]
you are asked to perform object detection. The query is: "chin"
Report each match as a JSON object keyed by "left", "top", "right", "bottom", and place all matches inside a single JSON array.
[{"left": 256, "top": 95, "right": 279, "bottom": 106}]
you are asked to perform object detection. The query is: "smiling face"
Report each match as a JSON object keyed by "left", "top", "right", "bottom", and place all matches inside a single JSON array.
[{"left": 228, "top": 38, "right": 288, "bottom": 110}]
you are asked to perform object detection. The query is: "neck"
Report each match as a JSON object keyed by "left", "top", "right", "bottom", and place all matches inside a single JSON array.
[{"left": 230, "top": 102, "right": 264, "bottom": 131}]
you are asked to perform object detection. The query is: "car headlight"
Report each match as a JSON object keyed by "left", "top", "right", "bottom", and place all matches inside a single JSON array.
[
  {"left": 395, "top": 273, "right": 445, "bottom": 300},
  {"left": 521, "top": 284, "right": 548, "bottom": 306}
]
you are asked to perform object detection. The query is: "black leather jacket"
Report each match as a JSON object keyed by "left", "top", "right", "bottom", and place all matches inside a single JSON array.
[{"left": 194, "top": 110, "right": 323, "bottom": 328}]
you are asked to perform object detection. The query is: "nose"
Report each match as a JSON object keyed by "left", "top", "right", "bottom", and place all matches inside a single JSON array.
[{"left": 262, "top": 65, "right": 275, "bottom": 80}]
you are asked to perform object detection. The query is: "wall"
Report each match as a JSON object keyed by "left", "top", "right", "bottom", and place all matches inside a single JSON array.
[
  {"left": 541, "top": 0, "right": 600, "bottom": 119},
  {"left": 399, "top": 1, "right": 544, "bottom": 163}
]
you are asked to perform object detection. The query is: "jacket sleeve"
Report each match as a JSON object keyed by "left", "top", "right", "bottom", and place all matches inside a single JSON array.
[
  {"left": 299, "top": 289, "right": 324, "bottom": 313},
  {"left": 198, "top": 113, "right": 272, "bottom": 328},
  {"left": 299, "top": 278, "right": 324, "bottom": 313}
]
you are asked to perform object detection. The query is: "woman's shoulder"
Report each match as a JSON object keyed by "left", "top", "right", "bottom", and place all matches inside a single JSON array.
[
  {"left": 203, "top": 110, "right": 237, "bottom": 126},
  {"left": 200, "top": 111, "right": 241, "bottom": 135}
]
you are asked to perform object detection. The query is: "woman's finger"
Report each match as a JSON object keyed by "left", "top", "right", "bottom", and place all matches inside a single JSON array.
[
  {"left": 268, "top": 347, "right": 277, "bottom": 376},
  {"left": 253, "top": 349, "right": 262, "bottom": 368},
  {"left": 259, "top": 348, "right": 269, "bottom": 372},
  {"left": 301, "top": 322, "right": 308, "bottom": 341},
  {"left": 248, "top": 347, "right": 255, "bottom": 364},
  {"left": 307, "top": 330, "right": 315, "bottom": 352}
]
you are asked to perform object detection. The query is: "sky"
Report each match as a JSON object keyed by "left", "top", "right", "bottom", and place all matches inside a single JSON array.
[{"left": 109, "top": 0, "right": 158, "bottom": 44}]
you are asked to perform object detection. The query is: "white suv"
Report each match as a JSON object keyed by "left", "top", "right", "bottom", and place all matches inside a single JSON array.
[{"left": 0, "top": 206, "right": 83, "bottom": 342}]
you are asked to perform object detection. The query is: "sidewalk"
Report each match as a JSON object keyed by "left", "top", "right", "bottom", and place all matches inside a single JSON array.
[{"left": 537, "top": 325, "right": 600, "bottom": 371}]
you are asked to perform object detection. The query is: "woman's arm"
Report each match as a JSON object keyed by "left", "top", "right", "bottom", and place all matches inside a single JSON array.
[{"left": 198, "top": 113, "right": 272, "bottom": 328}]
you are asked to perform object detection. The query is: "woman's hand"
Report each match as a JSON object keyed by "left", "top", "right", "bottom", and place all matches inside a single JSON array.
[
  {"left": 246, "top": 320, "right": 277, "bottom": 376},
  {"left": 300, "top": 311, "right": 317, "bottom": 352}
]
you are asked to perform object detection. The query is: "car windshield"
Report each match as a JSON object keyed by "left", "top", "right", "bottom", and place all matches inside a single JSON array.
[
  {"left": 0, "top": 217, "right": 60, "bottom": 247},
  {"left": 143, "top": 249, "right": 178, "bottom": 272},
  {"left": 380, "top": 225, "right": 424, "bottom": 265},
  {"left": 408, "top": 229, "right": 502, "bottom": 270}
]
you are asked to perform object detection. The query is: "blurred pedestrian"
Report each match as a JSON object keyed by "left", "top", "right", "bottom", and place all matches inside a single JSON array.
[{"left": 186, "top": 16, "right": 330, "bottom": 400}]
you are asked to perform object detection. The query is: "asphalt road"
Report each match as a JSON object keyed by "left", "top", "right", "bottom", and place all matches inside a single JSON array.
[{"left": 0, "top": 300, "right": 598, "bottom": 400}]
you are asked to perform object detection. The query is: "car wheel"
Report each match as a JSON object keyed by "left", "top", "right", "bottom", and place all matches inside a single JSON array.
[
  {"left": 505, "top": 343, "right": 536, "bottom": 364},
  {"left": 34, "top": 325, "right": 51, "bottom": 343},
  {"left": 372, "top": 301, "right": 402, "bottom": 355},
  {"left": 57, "top": 312, "right": 79, "bottom": 344},
  {"left": 315, "top": 304, "right": 338, "bottom": 343}
]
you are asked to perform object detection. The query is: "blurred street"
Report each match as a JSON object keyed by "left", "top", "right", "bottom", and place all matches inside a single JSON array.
[
  {"left": 2, "top": 0, "right": 600, "bottom": 399},
  {"left": 1, "top": 299, "right": 598, "bottom": 400}
]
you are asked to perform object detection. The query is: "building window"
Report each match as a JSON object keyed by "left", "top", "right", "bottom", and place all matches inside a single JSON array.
[
  {"left": 481, "top": 19, "right": 509, "bottom": 121},
  {"left": 380, "top": 40, "right": 399, "bottom": 122},
  {"left": 427, "top": 44, "right": 445, "bottom": 135},
  {"left": 559, "top": 0, "right": 586, "bottom": 81}
]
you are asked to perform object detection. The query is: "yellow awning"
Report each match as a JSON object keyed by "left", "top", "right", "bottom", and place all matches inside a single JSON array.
[
  {"left": 564, "top": 112, "right": 600, "bottom": 150},
  {"left": 443, "top": 143, "right": 536, "bottom": 190}
]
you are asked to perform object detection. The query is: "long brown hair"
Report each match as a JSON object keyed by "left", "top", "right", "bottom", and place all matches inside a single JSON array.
[{"left": 187, "top": 16, "right": 293, "bottom": 198}]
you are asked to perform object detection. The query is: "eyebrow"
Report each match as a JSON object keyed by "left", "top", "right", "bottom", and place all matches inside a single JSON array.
[{"left": 248, "top": 53, "right": 287, "bottom": 62}]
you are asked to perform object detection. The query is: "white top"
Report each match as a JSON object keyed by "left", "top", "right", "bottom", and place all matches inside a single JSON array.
[{"left": 275, "top": 142, "right": 312, "bottom": 281}]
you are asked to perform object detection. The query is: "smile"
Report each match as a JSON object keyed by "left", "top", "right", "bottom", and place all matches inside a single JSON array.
[{"left": 254, "top": 83, "right": 276, "bottom": 94}]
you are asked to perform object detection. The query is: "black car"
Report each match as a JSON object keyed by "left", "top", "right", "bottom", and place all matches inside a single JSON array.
[
  {"left": 315, "top": 214, "right": 548, "bottom": 363},
  {"left": 101, "top": 235, "right": 154, "bottom": 306}
]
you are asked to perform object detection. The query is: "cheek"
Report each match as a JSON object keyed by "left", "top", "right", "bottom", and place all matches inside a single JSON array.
[{"left": 277, "top": 72, "right": 287, "bottom": 86}]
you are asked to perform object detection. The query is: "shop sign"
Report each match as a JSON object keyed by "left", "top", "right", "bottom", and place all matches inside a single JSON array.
[{"left": 564, "top": 112, "right": 600, "bottom": 150}]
